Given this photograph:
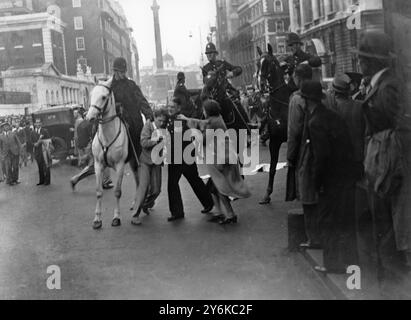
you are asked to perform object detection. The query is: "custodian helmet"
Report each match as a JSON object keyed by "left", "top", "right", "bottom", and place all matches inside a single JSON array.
[
  {"left": 205, "top": 42, "right": 218, "bottom": 54},
  {"left": 112, "top": 57, "right": 127, "bottom": 72}
]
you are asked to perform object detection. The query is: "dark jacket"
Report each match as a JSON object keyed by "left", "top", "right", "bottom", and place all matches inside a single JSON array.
[
  {"left": 308, "top": 104, "right": 356, "bottom": 190},
  {"left": 0, "top": 131, "right": 21, "bottom": 156},
  {"left": 33, "top": 128, "right": 50, "bottom": 157},
  {"left": 327, "top": 92, "right": 366, "bottom": 170},
  {"left": 202, "top": 60, "right": 242, "bottom": 101},
  {"left": 166, "top": 114, "right": 192, "bottom": 165},
  {"left": 363, "top": 69, "right": 402, "bottom": 136},
  {"left": 111, "top": 77, "right": 153, "bottom": 157},
  {"left": 174, "top": 82, "right": 195, "bottom": 117},
  {"left": 285, "top": 49, "right": 322, "bottom": 92}
]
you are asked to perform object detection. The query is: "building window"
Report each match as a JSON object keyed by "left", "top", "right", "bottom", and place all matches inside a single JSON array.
[
  {"left": 274, "top": 0, "right": 283, "bottom": 12},
  {"left": 318, "top": 0, "right": 325, "bottom": 17},
  {"left": 72, "top": 0, "right": 81, "bottom": 8},
  {"left": 329, "top": 32, "right": 335, "bottom": 53},
  {"left": 276, "top": 20, "right": 284, "bottom": 32},
  {"left": 76, "top": 37, "right": 85, "bottom": 51},
  {"left": 74, "top": 16, "right": 83, "bottom": 30}
]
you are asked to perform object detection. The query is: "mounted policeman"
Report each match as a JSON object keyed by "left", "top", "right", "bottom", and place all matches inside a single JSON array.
[
  {"left": 284, "top": 32, "right": 322, "bottom": 93},
  {"left": 110, "top": 57, "right": 153, "bottom": 165},
  {"left": 201, "top": 42, "right": 250, "bottom": 132}
]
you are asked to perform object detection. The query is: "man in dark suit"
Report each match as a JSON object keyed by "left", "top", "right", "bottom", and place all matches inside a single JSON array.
[
  {"left": 165, "top": 97, "right": 214, "bottom": 222},
  {"left": 33, "top": 119, "right": 51, "bottom": 186},
  {"left": 357, "top": 31, "right": 411, "bottom": 274},
  {"left": 301, "top": 81, "right": 358, "bottom": 274},
  {"left": 0, "top": 122, "right": 22, "bottom": 185}
]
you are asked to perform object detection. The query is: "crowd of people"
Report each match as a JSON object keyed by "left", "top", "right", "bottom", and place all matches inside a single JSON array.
[
  {"left": 283, "top": 31, "right": 411, "bottom": 277},
  {"left": 1, "top": 29, "right": 410, "bottom": 279}
]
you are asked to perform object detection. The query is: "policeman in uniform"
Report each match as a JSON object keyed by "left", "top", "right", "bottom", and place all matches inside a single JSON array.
[
  {"left": 202, "top": 42, "right": 251, "bottom": 128},
  {"left": 110, "top": 57, "right": 153, "bottom": 164},
  {"left": 202, "top": 42, "right": 242, "bottom": 101},
  {"left": 284, "top": 33, "right": 322, "bottom": 92}
]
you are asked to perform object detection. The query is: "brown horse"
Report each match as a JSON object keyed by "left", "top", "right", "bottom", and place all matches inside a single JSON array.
[{"left": 256, "top": 44, "right": 292, "bottom": 204}]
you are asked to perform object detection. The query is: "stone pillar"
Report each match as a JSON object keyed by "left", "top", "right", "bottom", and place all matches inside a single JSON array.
[{"left": 151, "top": 0, "right": 164, "bottom": 71}]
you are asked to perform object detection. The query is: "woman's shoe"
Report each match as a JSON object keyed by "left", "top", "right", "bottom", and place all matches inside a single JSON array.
[
  {"left": 219, "top": 216, "right": 238, "bottom": 225},
  {"left": 208, "top": 215, "right": 225, "bottom": 223},
  {"left": 259, "top": 196, "right": 271, "bottom": 205}
]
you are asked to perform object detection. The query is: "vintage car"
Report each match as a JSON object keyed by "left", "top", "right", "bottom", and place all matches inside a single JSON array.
[{"left": 32, "top": 106, "right": 76, "bottom": 160}]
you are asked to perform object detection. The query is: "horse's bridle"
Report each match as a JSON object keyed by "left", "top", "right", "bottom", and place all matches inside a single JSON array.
[
  {"left": 91, "top": 83, "right": 123, "bottom": 167},
  {"left": 258, "top": 57, "right": 289, "bottom": 108},
  {"left": 90, "top": 84, "right": 119, "bottom": 124}
]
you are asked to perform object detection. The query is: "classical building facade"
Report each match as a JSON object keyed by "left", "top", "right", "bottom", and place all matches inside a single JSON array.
[
  {"left": 0, "top": 8, "right": 67, "bottom": 74},
  {"left": 0, "top": 62, "right": 94, "bottom": 115},
  {"left": 288, "top": 0, "right": 384, "bottom": 78}
]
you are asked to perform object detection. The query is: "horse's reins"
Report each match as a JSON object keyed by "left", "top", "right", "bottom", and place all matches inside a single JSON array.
[{"left": 205, "top": 66, "right": 252, "bottom": 133}]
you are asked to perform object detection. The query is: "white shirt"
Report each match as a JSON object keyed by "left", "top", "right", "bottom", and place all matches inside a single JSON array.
[{"left": 369, "top": 68, "right": 389, "bottom": 92}]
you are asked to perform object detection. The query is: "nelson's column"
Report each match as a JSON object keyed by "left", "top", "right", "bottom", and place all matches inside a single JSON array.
[{"left": 151, "top": 0, "right": 171, "bottom": 103}]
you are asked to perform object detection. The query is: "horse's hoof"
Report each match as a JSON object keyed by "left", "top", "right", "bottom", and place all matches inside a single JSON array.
[
  {"left": 259, "top": 197, "right": 271, "bottom": 205},
  {"left": 93, "top": 221, "right": 103, "bottom": 230},
  {"left": 143, "top": 207, "right": 150, "bottom": 215},
  {"left": 131, "top": 218, "right": 142, "bottom": 226},
  {"left": 112, "top": 218, "right": 121, "bottom": 227}
]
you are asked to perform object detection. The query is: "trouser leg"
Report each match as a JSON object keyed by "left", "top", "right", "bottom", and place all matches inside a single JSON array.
[
  {"left": 133, "top": 163, "right": 151, "bottom": 216},
  {"left": 303, "top": 204, "right": 321, "bottom": 245},
  {"left": 183, "top": 163, "right": 213, "bottom": 209},
  {"left": 168, "top": 164, "right": 184, "bottom": 216}
]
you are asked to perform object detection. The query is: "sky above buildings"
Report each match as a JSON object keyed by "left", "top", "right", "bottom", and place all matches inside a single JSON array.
[{"left": 119, "top": 0, "right": 217, "bottom": 68}]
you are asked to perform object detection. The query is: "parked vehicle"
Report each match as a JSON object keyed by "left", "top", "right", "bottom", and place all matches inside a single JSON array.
[{"left": 32, "top": 107, "right": 75, "bottom": 160}]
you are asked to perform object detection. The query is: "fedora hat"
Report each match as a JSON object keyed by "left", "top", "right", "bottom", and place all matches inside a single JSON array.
[
  {"left": 332, "top": 74, "right": 351, "bottom": 93},
  {"left": 0, "top": 121, "right": 10, "bottom": 129},
  {"left": 300, "top": 80, "right": 326, "bottom": 102},
  {"left": 345, "top": 72, "right": 363, "bottom": 86},
  {"left": 353, "top": 31, "right": 395, "bottom": 60},
  {"left": 287, "top": 33, "right": 303, "bottom": 46}
]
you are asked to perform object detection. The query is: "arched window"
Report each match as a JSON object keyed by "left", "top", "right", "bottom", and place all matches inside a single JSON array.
[
  {"left": 274, "top": 0, "right": 283, "bottom": 12},
  {"left": 46, "top": 90, "right": 49, "bottom": 106},
  {"left": 51, "top": 91, "right": 55, "bottom": 105},
  {"left": 56, "top": 91, "right": 59, "bottom": 104},
  {"left": 62, "top": 87, "right": 65, "bottom": 104}
]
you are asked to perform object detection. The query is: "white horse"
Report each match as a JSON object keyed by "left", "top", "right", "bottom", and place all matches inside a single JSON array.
[{"left": 86, "top": 78, "right": 132, "bottom": 230}]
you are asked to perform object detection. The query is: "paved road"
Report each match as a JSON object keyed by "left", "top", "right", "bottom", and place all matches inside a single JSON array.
[{"left": 0, "top": 145, "right": 329, "bottom": 300}]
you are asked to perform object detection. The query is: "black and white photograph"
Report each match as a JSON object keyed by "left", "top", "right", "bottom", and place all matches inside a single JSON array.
[{"left": 0, "top": 0, "right": 411, "bottom": 306}]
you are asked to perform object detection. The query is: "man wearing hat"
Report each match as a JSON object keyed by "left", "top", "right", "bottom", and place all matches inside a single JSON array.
[
  {"left": 33, "top": 119, "right": 51, "bottom": 186},
  {"left": 284, "top": 33, "right": 322, "bottom": 93},
  {"left": 300, "top": 80, "right": 359, "bottom": 274},
  {"left": 0, "top": 122, "right": 22, "bottom": 185},
  {"left": 173, "top": 72, "right": 195, "bottom": 117},
  {"left": 327, "top": 74, "right": 365, "bottom": 176},
  {"left": 110, "top": 57, "right": 153, "bottom": 169},
  {"left": 357, "top": 31, "right": 411, "bottom": 273}
]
